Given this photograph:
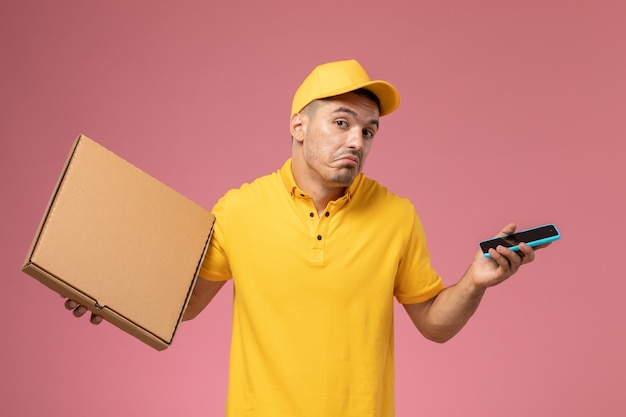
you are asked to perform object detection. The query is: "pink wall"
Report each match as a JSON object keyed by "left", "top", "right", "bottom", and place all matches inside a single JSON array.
[{"left": 2, "top": 1, "right": 625, "bottom": 416}]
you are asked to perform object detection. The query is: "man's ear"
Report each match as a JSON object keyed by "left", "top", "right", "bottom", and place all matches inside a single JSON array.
[{"left": 290, "top": 113, "right": 305, "bottom": 143}]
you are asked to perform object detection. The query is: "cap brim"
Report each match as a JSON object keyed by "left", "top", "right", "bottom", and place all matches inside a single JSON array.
[
  {"left": 292, "top": 79, "right": 401, "bottom": 117},
  {"left": 360, "top": 80, "right": 401, "bottom": 116},
  {"left": 307, "top": 80, "right": 400, "bottom": 117}
]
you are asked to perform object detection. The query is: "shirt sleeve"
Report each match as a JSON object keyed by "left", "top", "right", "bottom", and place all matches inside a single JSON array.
[
  {"left": 198, "top": 195, "right": 232, "bottom": 282},
  {"left": 393, "top": 211, "right": 445, "bottom": 304}
]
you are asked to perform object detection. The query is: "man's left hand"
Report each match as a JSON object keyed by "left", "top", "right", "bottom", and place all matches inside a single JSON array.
[{"left": 469, "top": 223, "right": 541, "bottom": 289}]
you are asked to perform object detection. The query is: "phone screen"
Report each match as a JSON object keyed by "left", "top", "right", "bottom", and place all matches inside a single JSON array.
[{"left": 480, "top": 225, "right": 559, "bottom": 253}]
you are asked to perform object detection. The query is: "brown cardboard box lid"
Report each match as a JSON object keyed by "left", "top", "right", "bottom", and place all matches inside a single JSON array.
[{"left": 22, "top": 135, "right": 215, "bottom": 351}]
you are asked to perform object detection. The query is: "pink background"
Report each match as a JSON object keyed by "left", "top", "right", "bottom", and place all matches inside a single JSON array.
[{"left": 2, "top": 1, "right": 625, "bottom": 416}]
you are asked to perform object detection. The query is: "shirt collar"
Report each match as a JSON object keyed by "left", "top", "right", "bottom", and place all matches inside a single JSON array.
[{"left": 279, "top": 158, "right": 363, "bottom": 201}]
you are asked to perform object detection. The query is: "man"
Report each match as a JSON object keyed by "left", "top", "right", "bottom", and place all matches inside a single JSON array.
[{"left": 67, "top": 59, "right": 540, "bottom": 416}]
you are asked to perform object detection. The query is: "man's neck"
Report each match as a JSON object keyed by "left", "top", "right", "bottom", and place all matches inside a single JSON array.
[{"left": 291, "top": 163, "right": 347, "bottom": 216}]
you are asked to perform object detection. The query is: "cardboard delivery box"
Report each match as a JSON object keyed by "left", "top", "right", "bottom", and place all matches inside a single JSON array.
[{"left": 22, "top": 135, "right": 215, "bottom": 351}]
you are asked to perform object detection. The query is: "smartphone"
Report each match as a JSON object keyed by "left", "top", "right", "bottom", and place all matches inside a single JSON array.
[{"left": 479, "top": 224, "right": 561, "bottom": 257}]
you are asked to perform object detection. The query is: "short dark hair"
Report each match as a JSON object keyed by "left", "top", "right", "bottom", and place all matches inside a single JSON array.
[{"left": 352, "top": 88, "right": 381, "bottom": 111}]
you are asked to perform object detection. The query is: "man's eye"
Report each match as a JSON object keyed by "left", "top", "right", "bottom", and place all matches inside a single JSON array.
[
  {"left": 335, "top": 120, "right": 348, "bottom": 127},
  {"left": 363, "top": 129, "right": 375, "bottom": 139}
]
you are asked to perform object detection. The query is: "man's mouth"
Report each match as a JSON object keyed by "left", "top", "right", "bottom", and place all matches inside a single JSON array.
[{"left": 334, "top": 153, "right": 360, "bottom": 167}]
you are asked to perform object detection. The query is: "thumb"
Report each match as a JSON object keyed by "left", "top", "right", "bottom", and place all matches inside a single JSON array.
[{"left": 496, "top": 223, "right": 517, "bottom": 237}]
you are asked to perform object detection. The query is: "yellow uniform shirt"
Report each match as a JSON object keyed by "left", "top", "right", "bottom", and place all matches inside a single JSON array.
[{"left": 200, "top": 159, "right": 444, "bottom": 417}]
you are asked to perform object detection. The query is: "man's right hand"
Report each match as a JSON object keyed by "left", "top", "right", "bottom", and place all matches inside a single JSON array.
[
  {"left": 64, "top": 299, "right": 103, "bottom": 325},
  {"left": 62, "top": 278, "right": 226, "bottom": 325}
]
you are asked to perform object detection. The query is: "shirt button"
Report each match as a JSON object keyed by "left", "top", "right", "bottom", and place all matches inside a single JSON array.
[
  {"left": 317, "top": 235, "right": 322, "bottom": 240},
  {"left": 309, "top": 212, "right": 314, "bottom": 217},
  {"left": 325, "top": 212, "right": 330, "bottom": 217}
]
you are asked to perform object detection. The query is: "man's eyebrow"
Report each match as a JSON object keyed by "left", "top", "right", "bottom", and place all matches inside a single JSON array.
[{"left": 332, "top": 107, "right": 379, "bottom": 128}]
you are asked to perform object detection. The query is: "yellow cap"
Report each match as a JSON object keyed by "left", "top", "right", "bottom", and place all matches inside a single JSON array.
[{"left": 291, "top": 59, "right": 401, "bottom": 117}]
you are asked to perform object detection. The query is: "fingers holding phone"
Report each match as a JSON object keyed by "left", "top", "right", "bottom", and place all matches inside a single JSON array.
[{"left": 489, "top": 241, "right": 534, "bottom": 270}]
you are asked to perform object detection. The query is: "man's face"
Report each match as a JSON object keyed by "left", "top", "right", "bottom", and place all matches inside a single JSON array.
[{"left": 292, "top": 92, "right": 380, "bottom": 189}]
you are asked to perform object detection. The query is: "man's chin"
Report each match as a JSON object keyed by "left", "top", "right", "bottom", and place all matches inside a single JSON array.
[{"left": 330, "top": 168, "right": 359, "bottom": 187}]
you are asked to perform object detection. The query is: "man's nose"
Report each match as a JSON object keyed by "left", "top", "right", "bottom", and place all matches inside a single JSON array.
[{"left": 346, "top": 128, "right": 364, "bottom": 150}]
